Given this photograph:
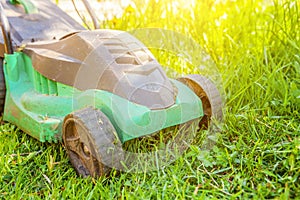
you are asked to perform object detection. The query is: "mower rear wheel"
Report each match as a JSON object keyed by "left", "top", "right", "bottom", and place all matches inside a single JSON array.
[
  {"left": 0, "top": 59, "right": 6, "bottom": 114},
  {"left": 62, "top": 107, "right": 123, "bottom": 178},
  {"left": 177, "top": 75, "right": 223, "bottom": 129}
]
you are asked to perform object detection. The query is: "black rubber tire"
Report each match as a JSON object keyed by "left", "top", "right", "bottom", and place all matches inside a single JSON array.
[
  {"left": 0, "top": 59, "right": 6, "bottom": 114},
  {"left": 177, "top": 74, "right": 223, "bottom": 129},
  {"left": 62, "top": 107, "right": 124, "bottom": 178}
]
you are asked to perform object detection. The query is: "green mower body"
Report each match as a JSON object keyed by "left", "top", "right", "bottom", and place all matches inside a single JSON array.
[
  {"left": 3, "top": 51, "right": 203, "bottom": 143},
  {"left": 0, "top": 0, "right": 222, "bottom": 177}
]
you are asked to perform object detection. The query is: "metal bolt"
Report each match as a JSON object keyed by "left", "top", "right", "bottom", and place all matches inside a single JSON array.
[{"left": 83, "top": 145, "right": 90, "bottom": 155}]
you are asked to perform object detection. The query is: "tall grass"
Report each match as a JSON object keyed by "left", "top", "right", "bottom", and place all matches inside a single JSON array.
[{"left": 0, "top": 0, "right": 299, "bottom": 199}]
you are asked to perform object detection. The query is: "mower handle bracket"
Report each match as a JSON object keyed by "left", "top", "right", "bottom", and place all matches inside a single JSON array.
[
  {"left": 9, "top": 0, "right": 38, "bottom": 14},
  {"left": 0, "top": 2, "right": 13, "bottom": 54}
]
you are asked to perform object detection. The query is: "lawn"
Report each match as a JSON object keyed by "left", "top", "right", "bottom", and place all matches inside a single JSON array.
[{"left": 0, "top": 0, "right": 299, "bottom": 199}]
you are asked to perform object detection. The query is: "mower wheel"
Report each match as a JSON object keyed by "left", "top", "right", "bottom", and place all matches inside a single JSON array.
[
  {"left": 177, "top": 75, "right": 223, "bottom": 129},
  {"left": 0, "top": 59, "right": 6, "bottom": 114},
  {"left": 62, "top": 107, "right": 124, "bottom": 178}
]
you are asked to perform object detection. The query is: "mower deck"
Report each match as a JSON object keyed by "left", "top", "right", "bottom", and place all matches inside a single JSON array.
[{"left": 3, "top": 52, "right": 203, "bottom": 143}]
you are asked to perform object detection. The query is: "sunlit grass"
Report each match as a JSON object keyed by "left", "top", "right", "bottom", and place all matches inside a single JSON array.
[{"left": 1, "top": 0, "right": 299, "bottom": 199}]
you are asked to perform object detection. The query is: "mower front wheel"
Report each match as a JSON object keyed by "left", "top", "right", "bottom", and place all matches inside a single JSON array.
[
  {"left": 62, "top": 107, "right": 124, "bottom": 178},
  {"left": 177, "top": 75, "right": 223, "bottom": 129}
]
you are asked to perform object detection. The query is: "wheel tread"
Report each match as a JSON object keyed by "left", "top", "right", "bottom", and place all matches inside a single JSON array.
[
  {"left": 0, "top": 59, "right": 6, "bottom": 114},
  {"left": 63, "top": 107, "right": 124, "bottom": 177}
]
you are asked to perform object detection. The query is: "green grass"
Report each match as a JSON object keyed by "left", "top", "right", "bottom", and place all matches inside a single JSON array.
[{"left": 1, "top": 0, "right": 300, "bottom": 199}]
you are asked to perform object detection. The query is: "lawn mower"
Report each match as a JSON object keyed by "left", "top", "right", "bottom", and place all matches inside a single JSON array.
[{"left": 0, "top": 0, "right": 223, "bottom": 177}]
